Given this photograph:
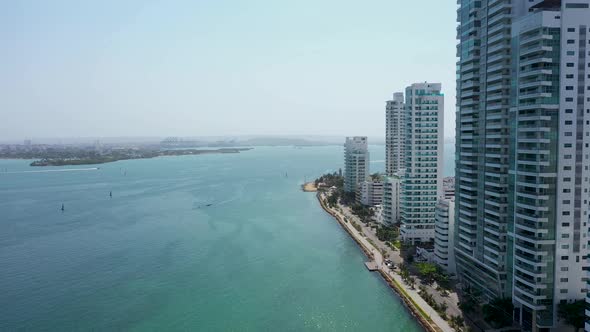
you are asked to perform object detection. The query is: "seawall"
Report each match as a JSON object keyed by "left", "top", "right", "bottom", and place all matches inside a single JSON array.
[{"left": 315, "top": 192, "right": 442, "bottom": 332}]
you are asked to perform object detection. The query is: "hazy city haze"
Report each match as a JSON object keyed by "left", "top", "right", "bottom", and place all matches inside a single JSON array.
[{"left": 1, "top": 0, "right": 456, "bottom": 140}]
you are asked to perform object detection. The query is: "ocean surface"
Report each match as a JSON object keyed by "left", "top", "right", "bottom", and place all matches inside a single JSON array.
[{"left": 0, "top": 144, "right": 453, "bottom": 331}]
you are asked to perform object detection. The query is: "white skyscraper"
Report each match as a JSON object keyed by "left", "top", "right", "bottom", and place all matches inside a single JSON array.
[
  {"left": 343, "top": 137, "right": 369, "bottom": 193},
  {"left": 510, "top": 2, "right": 590, "bottom": 329},
  {"left": 399, "top": 82, "right": 444, "bottom": 244},
  {"left": 386, "top": 92, "right": 405, "bottom": 176}
]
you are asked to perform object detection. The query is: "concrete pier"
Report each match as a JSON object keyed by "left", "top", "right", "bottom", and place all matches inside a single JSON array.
[{"left": 364, "top": 261, "right": 378, "bottom": 271}]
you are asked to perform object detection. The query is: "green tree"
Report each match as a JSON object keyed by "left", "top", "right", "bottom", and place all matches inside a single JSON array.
[
  {"left": 450, "top": 315, "right": 464, "bottom": 331},
  {"left": 376, "top": 226, "right": 399, "bottom": 242},
  {"left": 416, "top": 262, "right": 438, "bottom": 284},
  {"left": 558, "top": 300, "right": 585, "bottom": 332},
  {"left": 408, "top": 277, "right": 416, "bottom": 289},
  {"left": 482, "top": 297, "right": 514, "bottom": 328},
  {"left": 326, "top": 192, "right": 339, "bottom": 207},
  {"left": 370, "top": 173, "right": 382, "bottom": 181},
  {"left": 438, "top": 301, "right": 448, "bottom": 314}
]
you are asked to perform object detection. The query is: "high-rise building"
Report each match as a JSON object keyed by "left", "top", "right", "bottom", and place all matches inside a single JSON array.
[
  {"left": 383, "top": 172, "right": 404, "bottom": 226},
  {"left": 399, "top": 83, "right": 444, "bottom": 244},
  {"left": 455, "top": 1, "right": 590, "bottom": 330},
  {"left": 435, "top": 197, "right": 456, "bottom": 275},
  {"left": 386, "top": 92, "right": 405, "bottom": 176},
  {"left": 344, "top": 137, "right": 369, "bottom": 193}
]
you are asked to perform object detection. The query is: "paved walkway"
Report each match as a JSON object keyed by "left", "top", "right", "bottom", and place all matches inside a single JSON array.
[
  {"left": 339, "top": 205, "right": 462, "bottom": 319},
  {"left": 320, "top": 195, "right": 455, "bottom": 332}
]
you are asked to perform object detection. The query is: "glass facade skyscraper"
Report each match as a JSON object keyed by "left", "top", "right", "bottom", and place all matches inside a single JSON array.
[{"left": 455, "top": 1, "right": 590, "bottom": 330}]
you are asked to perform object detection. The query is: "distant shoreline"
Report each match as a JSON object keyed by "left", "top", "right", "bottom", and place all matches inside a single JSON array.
[{"left": 26, "top": 148, "right": 253, "bottom": 167}]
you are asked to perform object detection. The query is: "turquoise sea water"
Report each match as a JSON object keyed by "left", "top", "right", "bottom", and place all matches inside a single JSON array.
[{"left": 0, "top": 144, "right": 453, "bottom": 331}]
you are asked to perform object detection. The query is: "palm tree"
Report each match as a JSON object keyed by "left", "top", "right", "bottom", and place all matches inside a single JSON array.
[
  {"left": 439, "top": 301, "right": 448, "bottom": 314},
  {"left": 408, "top": 277, "right": 416, "bottom": 289}
]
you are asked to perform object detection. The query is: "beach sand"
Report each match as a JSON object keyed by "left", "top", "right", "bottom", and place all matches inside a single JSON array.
[{"left": 302, "top": 182, "right": 317, "bottom": 192}]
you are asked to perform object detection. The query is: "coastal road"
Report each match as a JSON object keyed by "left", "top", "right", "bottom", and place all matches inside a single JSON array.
[
  {"left": 325, "top": 198, "right": 455, "bottom": 332},
  {"left": 339, "top": 206, "right": 462, "bottom": 320}
]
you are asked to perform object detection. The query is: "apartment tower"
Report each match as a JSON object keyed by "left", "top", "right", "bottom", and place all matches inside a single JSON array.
[
  {"left": 386, "top": 92, "right": 406, "bottom": 176},
  {"left": 344, "top": 137, "right": 369, "bottom": 193},
  {"left": 455, "top": 0, "right": 590, "bottom": 330},
  {"left": 400, "top": 83, "right": 444, "bottom": 243}
]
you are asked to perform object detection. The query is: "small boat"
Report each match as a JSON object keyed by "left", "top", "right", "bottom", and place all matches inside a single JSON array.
[
  {"left": 61, "top": 203, "right": 65, "bottom": 212},
  {"left": 205, "top": 203, "right": 212, "bottom": 207},
  {"left": 109, "top": 191, "right": 112, "bottom": 198}
]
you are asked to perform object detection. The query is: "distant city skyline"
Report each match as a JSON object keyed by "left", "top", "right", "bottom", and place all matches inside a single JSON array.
[{"left": 0, "top": 0, "right": 456, "bottom": 140}]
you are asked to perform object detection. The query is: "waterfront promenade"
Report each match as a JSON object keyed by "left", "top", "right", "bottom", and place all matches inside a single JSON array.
[{"left": 317, "top": 192, "right": 455, "bottom": 332}]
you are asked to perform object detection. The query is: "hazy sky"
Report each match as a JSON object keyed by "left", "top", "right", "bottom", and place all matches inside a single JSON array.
[{"left": 1, "top": 0, "right": 457, "bottom": 140}]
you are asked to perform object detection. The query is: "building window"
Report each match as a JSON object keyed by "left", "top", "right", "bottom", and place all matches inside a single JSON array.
[
  {"left": 566, "top": 109, "right": 573, "bottom": 113},
  {"left": 567, "top": 40, "right": 575, "bottom": 44},
  {"left": 563, "top": 200, "right": 571, "bottom": 204},
  {"left": 562, "top": 222, "right": 570, "bottom": 226},
  {"left": 561, "top": 267, "right": 569, "bottom": 271},
  {"left": 566, "top": 86, "right": 574, "bottom": 90},
  {"left": 563, "top": 211, "right": 571, "bottom": 216},
  {"left": 561, "top": 278, "right": 569, "bottom": 282},
  {"left": 560, "top": 289, "right": 568, "bottom": 294},
  {"left": 561, "top": 256, "right": 569, "bottom": 260},
  {"left": 567, "top": 62, "right": 575, "bottom": 67}
]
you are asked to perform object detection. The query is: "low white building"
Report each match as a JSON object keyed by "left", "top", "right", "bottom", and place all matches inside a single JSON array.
[
  {"left": 383, "top": 171, "right": 404, "bottom": 226},
  {"left": 357, "top": 180, "right": 384, "bottom": 206},
  {"left": 434, "top": 197, "right": 455, "bottom": 275}
]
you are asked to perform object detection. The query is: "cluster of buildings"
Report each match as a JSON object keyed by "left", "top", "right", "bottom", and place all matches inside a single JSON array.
[
  {"left": 342, "top": 1, "right": 590, "bottom": 330},
  {"left": 343, "top": 82, "right": 447, "bottom": 247}
]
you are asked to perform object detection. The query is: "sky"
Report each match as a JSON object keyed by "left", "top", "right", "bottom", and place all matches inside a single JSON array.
[{"left": 0, "top": 0, "right": 457, "bottom": 141}]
